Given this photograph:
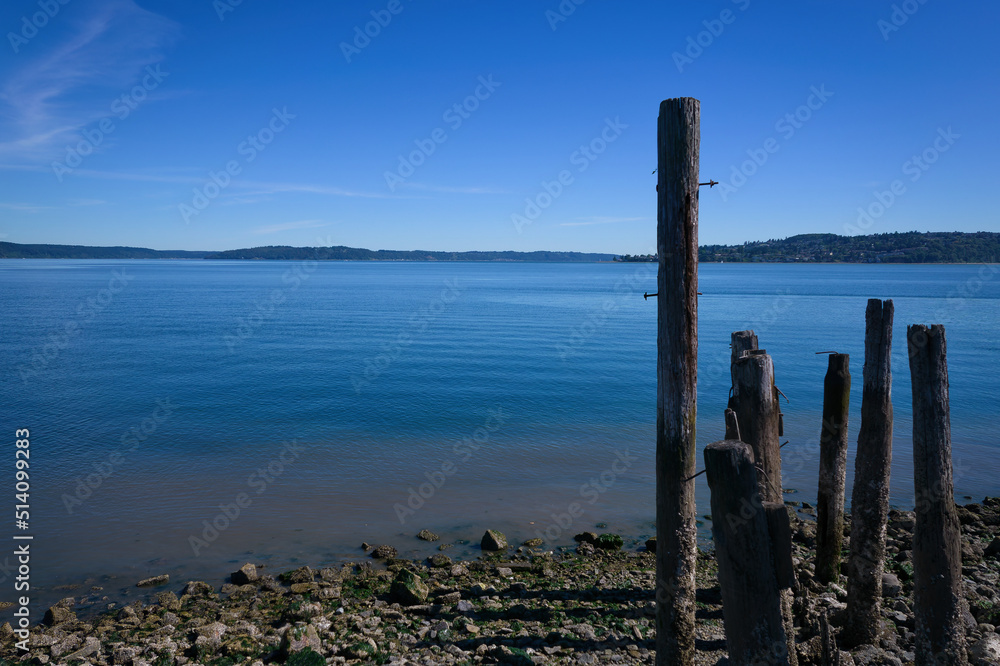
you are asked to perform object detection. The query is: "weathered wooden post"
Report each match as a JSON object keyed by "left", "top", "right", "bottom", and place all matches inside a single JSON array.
[
  {"left": 730, "top": 330, "right": 759, "bottom": 386},
  {"left": 845, "top": 299, "right": 894, "bottom": 646},
  {"left": 729, "top": 341, "right": 797, "bottom": 663},
  {"left": 705, "top": 439, "right": 789, "bottom": 666},
  {"left": 816, "top": 353, "right": 851, "bottom": 585},
  {"left": 907, "top": 324, "right": 967, "bottom": 665},
  {"left": 654, "top": 97, "right": 699, "bottom": 665},
  {"left": 730, "top": 350, "right": 782, "bottom": 503}
]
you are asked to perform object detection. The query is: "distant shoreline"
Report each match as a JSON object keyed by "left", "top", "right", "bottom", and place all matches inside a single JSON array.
[{"left": 2, "top": 230, "right": 998, "bottom": 263}]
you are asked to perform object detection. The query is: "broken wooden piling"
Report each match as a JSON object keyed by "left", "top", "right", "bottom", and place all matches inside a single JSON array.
[
  {"left": 816, "top": 353, "right": 851, "bottom": 585},
  {"left": 705, "top": 439, "right": 789, "bottom": 666}
]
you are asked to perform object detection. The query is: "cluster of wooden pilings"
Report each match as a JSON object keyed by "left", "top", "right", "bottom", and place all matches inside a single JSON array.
[{"left": 654, "top": 97, "right": 968, "bottom": 665}]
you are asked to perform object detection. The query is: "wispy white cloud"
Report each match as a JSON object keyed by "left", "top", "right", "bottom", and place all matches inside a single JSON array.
[
  {"left": 560, "top": 216, "right": 647, "bottom": 227},
  {"left": 252, "top": 219, "right": 329, "bottom": 235},
  {"left": 0, "top": 202, "right": 51, "bottom": 213},
  {"left": 0, "top": 163, "right": 396, "bottom": 199},
  {"left": 0, "top": 0, "right": 180, "bottom": 161},
  {"left": 401, "top": 183, "right": 508, "bottom": 195},
  {"left": 234, "top": 180, "right": 393, "bottom": 199}
]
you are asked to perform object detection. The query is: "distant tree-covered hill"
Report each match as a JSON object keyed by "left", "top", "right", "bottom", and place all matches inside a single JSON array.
[
  {"left": 696, "top": 232, "right": 1000, "bottom": 264},
  {"left": 204, "top": 245, "right": 616, "bottom": 262},
  {"left": 0, "top": 242, "right": 210, "bottom": 259}
]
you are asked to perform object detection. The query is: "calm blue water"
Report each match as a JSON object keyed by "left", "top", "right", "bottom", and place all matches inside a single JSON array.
[{"left": 0, "top": 261, "right": 998, "bottom": 610}]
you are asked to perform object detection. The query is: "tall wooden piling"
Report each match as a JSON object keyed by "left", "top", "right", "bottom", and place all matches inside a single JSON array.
[
  {"left": 654, "top": 97, "right": 700, "bottom": 665},
  {"left": 907, "top": 324, "right": 967, "bottom": 666},
  {"left": 816, "top": 353, "right": 851, "bottom": 585},
  {"left": 705, "top": 439, "right": 789, "bottom": 666},
  {"left": 846, "top": 299, "right": 894, "bottom": 646}
]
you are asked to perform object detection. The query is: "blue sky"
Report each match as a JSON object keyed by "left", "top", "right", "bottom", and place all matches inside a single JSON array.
[{"left": 0, "top": 0, "right": 997, "bottom": 253}]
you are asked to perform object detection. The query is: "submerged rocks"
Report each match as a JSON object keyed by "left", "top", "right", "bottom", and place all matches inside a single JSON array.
[
  {"left": 136, "top": 574, "right": 169, "bottom": 588},
  {"left": 481, "top": 530, "right": 507, "bottom": 551},
  {"left": 427, "top": 553, "right": 452, "bottom": 568},
  {"left": 370, "top": 545, "right": 398, "bottom": 560},
  {"left": 596, "top": 534, "right": 624, "bottom": 551}
]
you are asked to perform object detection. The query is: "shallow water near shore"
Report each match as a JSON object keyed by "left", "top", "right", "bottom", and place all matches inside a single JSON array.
[{"left": 1, "top": 260, "right": 998, "bottom": 615}]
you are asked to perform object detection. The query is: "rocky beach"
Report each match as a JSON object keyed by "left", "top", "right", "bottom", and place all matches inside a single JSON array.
[{"left": 3, "top": 499, "right": 999, "bottom": 666}]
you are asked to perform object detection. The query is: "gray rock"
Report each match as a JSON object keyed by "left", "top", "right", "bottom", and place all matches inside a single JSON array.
[
  {"left": 281, "top": 566, "right": 314, "bottom": 583},
  {"left": 370, "top": 544, "right": 398, "bottom": 559},
  {"left": 881, "top": 572, "right": 902, "bottom": 597},
  {"left": 42, "top": 605, "right": 75, "bottom": 626},
  {"left": 343, "top": 637, "right": 377, "bottom": 660},
  {"left": 64, "top": 636, "right": 100, "bottom": 661},
  {"left": 970, "top": 633, "right": 1000, "bottom": 665},
  {"left": 281, "top": 624, "right": 321, "bottom": 655},
  {"left": 522, "top": 538, "right": 543, "bottom": 548},
  {"left": 853, "top": 645, "right": 903, "bottom": 666},
  {"left": 481, "top": 530, "right": 507, "bottom": 551},
  {"left": 136, "top": 574, "right": 169, "bottom": 588},
  {"left": 985, "top": 537, "right": 1000, "bottom": 558},
  {"left": 231, "top": 563, "right": 258, "bottom": 585},
  {"left": 574, "top": 532, "right": 599, "bottom": 544},
  {"left": 390, "top": 569, "right": 429, "bottom": 606},
  {"left": 576, "top": 541, "right": 596, "bottom": 557},
  {"left": 416, "top": 529, "right": 440, "bottom": 542},
  {"left": 456, "top": 599, "right": 475, "bottom": 614},
  {"left": 182, "top": 580, "right": 215, "bottom": 596}
]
